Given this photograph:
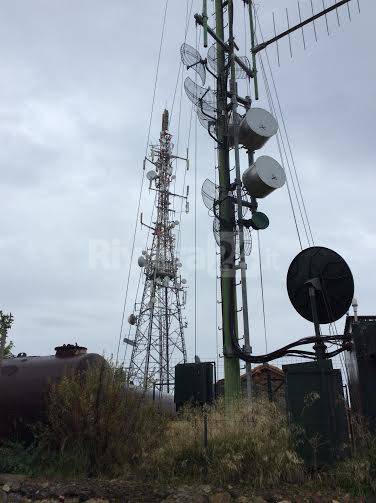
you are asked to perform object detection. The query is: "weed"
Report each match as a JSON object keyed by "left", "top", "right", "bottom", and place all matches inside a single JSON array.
[
  {"left": 33, "top": 361, "right": 168, "bottom": 477},
  {"left": 149, "top": 397, "right": 304, "bottom": 487}
]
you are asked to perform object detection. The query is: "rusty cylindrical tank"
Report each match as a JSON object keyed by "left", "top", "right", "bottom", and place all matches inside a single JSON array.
[
  {"left": 0, "top": 344, "right": 176, "bottom": 440},
  {"left": 0, "top": 344, "right": 105, "bottom": 439}
]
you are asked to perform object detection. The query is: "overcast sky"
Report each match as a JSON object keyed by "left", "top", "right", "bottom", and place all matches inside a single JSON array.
[{"left": 1, "top": 0, "right": 374, "bottom": 377}]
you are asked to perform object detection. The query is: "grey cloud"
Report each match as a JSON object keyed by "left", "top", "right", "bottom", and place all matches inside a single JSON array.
[{"left": 1, "top": 0, "right": 374, "bottom": 377}]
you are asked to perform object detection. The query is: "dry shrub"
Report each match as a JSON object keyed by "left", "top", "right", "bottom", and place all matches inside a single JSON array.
[
  {"left": 330, "top": 415, "right": 376, "bottom": 495},
  {"left": 35, "top": 361, "right": 168, "bottom": 477},
  {"left": 149, "top": 397, "right": 303, "bottom": 486}
]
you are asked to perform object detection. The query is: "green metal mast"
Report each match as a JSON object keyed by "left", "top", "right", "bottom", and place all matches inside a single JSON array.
[{"left": 215, "top": 0, "right": 241, "bottom": 400}]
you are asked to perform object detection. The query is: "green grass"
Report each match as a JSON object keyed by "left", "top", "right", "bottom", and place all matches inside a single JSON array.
[{"left": 0, "top": 440, "right": 37, "bottom": 474}]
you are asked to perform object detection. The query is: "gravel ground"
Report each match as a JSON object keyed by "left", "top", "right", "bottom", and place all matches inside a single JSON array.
[{"left": 0, "top": 474, "right": 369, "bottom": 503}]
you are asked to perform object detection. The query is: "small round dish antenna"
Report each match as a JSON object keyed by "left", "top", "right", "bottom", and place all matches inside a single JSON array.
[
  {"left": 180, "top": 43, "right": 206, "bottom": 85},
  {"left": 138, "top": 256, "right": 147, "bottom": 267},
  {"left": 242, "top": 156, "right": 286, "bottom": 199},
  {"left": 146, "top": 170, "right": 158, "bottom": 181},
  {"left": 249, "top": 211, "right": 269, "bottom": 230},
  {"left": 287, "top": 246, "right": 354, "bottom": 324}
]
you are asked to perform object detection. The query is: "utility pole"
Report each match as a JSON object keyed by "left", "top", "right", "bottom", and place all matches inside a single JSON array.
[{"left": 215, "top": 0, "right": 241, "bottom": 400}]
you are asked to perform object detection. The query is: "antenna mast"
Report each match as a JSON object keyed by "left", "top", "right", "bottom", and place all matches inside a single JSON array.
[
  {"left": 191, "top": 0, "right": 357, "bottom": 402},
  {"left": 127, "top": 110, "right": 188, "bottom": 392},
  {"left": 214, "top": 0, "right": 241, "bottom": 399}
]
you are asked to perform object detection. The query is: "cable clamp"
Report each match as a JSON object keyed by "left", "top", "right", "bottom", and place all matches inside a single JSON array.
[{"left": 235, "top": 263, "right": 247, "bottom": 270}]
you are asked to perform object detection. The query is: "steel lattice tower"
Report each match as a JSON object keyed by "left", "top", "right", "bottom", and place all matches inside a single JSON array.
[{"left": 127, "top": 110, "right": 188, "bottom": 392}]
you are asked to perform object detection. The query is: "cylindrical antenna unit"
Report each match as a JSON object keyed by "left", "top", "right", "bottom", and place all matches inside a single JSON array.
[
  {"left": 162, "top": 109, "right": 169, "bottom": 132},
  {"left": 242, "top": 155, "right": 286, "bottom": 198},
  {"left": 239, "top": 107, "right": 278, "bottom": 151},
  {"left": 352, "top": 297, "right": 358, "bottom": 322}
]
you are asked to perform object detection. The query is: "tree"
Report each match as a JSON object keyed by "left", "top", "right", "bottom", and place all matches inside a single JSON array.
[
  {"left": 4, "top": 339, "right": 14, "bottom": 358},
  {"left": 0, "top": 311, "right": 14, "bottom": 365}
]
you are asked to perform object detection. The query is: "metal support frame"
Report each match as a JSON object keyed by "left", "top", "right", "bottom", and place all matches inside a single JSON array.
[
  {"left": 306, "top": 278, "right": 328, "bottom": 359},
  {"left": 228, "top": 0, "right": 252, "bottom": 397},
  {"left": 128, "top": 111, "right": 188, "bottom": 391},
  {"left": 215, "top": 0, "right": 241, "bottom": 401}
]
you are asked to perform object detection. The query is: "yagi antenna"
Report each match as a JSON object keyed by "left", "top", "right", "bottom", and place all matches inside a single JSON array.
[
  {"left": 322, "top": 0, "right": 330, "bottom": 36},
  {"left": 286, "top": 8, "right": 292, "bottom": 59},
  {"left": 297, "top": 1, "right": 306, "bottom": 50},
  {"left": 254, "top": 0, "right": 359, "bottom": 63},
  {"left": 272, "top": 12, "right": 280, "bottom": 66},
  {"left": 310, "top": 0, "right": 318, "bottom": 42}
]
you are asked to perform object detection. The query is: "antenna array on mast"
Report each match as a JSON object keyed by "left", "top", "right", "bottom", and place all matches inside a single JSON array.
[
  {"left": 126, "top": 110, "right": 189, "bottom": 393},
  {"left": 187, "top": 0, "right": 359, "bottom": 400}
]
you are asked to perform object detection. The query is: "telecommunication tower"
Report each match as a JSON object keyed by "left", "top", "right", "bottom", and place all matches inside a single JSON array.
[{"left": 127, "top": 110, "right": 188, "bottom": 392}]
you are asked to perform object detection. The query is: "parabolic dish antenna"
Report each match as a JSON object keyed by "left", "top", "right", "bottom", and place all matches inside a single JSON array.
[
  {"left": 213, "top": 217, "right": 221, "bottom": 247},
  {"left": 286, "top": 246, "right": 354, "bottom": 324},
  {"left": 201, "top": 178, "right": 218, "bottom": 211},
  {"left": 207, "top": 44, "right": 250, "bottom": 79},
  {"left": 184, "top": 76, "right": 217, "bottom": 134},
  {"left": 197, "top": 101, "right": 217, "bottom": 134},
  {"left": 213, "top": 217, "right": 252, "bottom": 255},
  {"left": 180, "top": 43, "right": 206, "bottom": 85},
  {"left": 184, "top": 76, "right": 215, "bottom": 107}
]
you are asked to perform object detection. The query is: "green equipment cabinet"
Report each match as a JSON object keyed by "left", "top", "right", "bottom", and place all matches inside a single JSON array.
[
  {"left": 174, "top": 363, "right": 214, "bottom": 411},
  {"left": 283, "top": 360, "right": 349, "bottom": 467},
  {"left": 345, "top": 318, "right": 376, "bottom": 430}
]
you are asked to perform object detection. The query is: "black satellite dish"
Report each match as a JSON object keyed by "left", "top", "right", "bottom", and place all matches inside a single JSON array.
[{"left": 287, "top": 246, "right": 354, "bottom": 324}]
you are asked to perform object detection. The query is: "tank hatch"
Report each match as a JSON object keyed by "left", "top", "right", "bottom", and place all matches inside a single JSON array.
[{"left": 55, "top": 344, "right": 87, "bottom": 358}]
